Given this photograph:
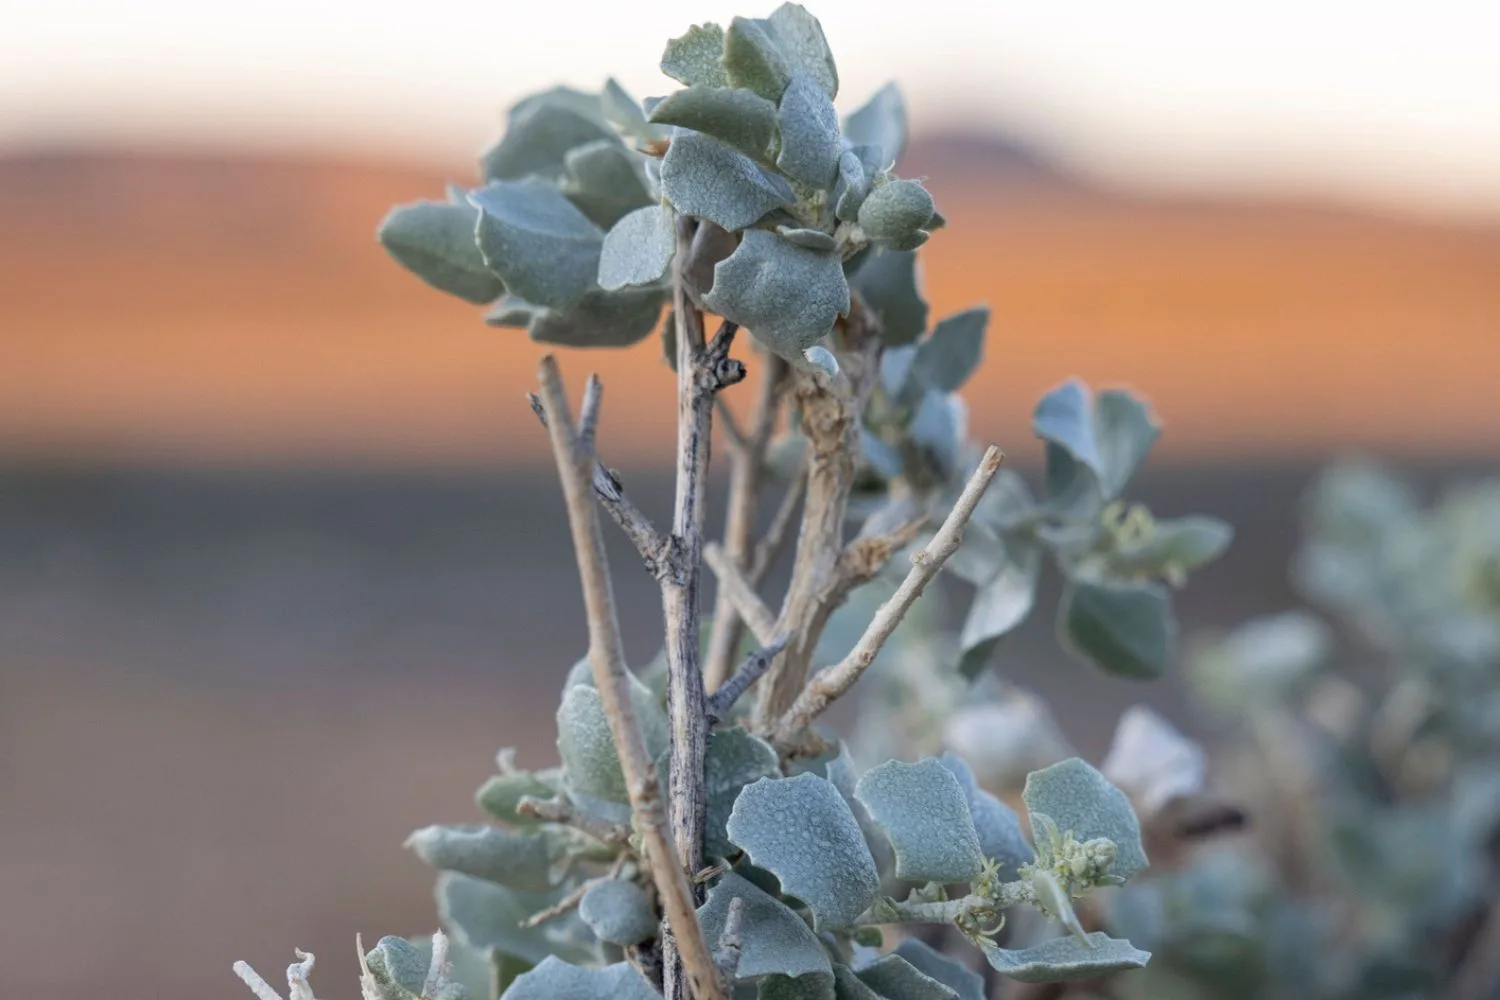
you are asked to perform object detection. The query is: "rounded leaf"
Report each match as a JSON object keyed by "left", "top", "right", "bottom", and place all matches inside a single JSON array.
[
  {"left": 936, "top": 753, "right": 1033, "bottom": 874},
  {"left": 598, "top": 205, "right": 676, "bottom": 291},
  {"left": 893, "top": 939, "right": 985, "bottom": 1000},
  {"left": 1022, "top": 757, "right": 1147, "bottom": 880},
  {"left": 704, "top": 230, "right": 849, "bottom": 361},
  {"left": 364, "top": 936, "right": 428, "bottom": 1000},
  {"left": 436, "top": 873, "right": 587, "bottom": 966},
  {"left": 703, "top": 727, "right": 781, "bottom": 859},
  {"left": 649, "top": 86, "right": 779, "bottom": 160},
  {"left": 723, "top": 17, "right": 792, "bottom": 102},
  {"left": 726, "top": 772, "right": 880, "bottom": 930},
  {"left": 1060, "top": 578, "right": 1176, "bottom": 680},
  {"left": 481, "top": 102, "right": 618, "bottom": 183},
  {"left": 911, "top": 308, "right": 988, "bottom": 394},
  {"left": 405, "top": 824, "right": 558, "bottom": 892},
  {"left": 842, "top": 83, "right": 908, "bottom": 169},
  {"left": 378, "top": 201, "right": 506, "bottom": 305},
  {"left": 561, "top": 140, "right": 654, "bottom": 229},
  {"left": 776, "top": 74, "right": 842, "bottom": 188},
  {"left": 698, "top": 873, "right": 832, "bottom": 980},
  {"left": 557, "top": 683, "right": 669, "bottom": 804},
  {"left": 503, "top": 957, "right": 658, "bottom": 1000},
  {"left": 978, "top": 933, "right": 1150, "bottom": 983},
  {"left": 1101, "top": 706, "right": 1207, "bottom": 819},
  {"left": 470, "top": 180, "right": 603, "bottom": 310},
  {"left": 660, "top": 131, "right": 796, "bottom": 232},
  {"left": 857, "top": 179, "right": 934, "bottom": 251},
  {"left": 767, "top": 3, "right": 839, "bottom": 98},
  {"left": 855, "top": 955, "right": 959, "bottom": 1000},
  {"left": 849, "top": 249, "right": 927, "bottom": 346},
  {"left": 661, "top": 23, "right": 730, "bottom": 89},
  {"left": 854, "top": 758, "right": 986, "bottom": 883},
  {"left": 578, "top": 879, "right": 657, "bottom": 946}
]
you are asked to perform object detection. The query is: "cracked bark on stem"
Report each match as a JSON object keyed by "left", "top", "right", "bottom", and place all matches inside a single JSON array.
[
  {"left": 534, "top": 357, "right": 722, "bottom": 1000},
  {"left": 753, "top": 309, "right": 883, "bottom": 729},
  {"left": 772, "top": 446, "right": 1005, "bottom": 746},
  {"left": 704, "top": 352, "right": 786, "bottom": 693}
]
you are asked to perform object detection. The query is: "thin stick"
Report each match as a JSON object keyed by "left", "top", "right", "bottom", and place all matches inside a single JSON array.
[
  {"left": 714, "top": 896, "right": 746, "bottom": 986},
  {"left": 772, "top": 446, "right": 1004, "bottom": 745},
  {"left": 747, "top": 455, "right": 807, "bottom": 583},
  {"left": 534, "top": 358, "right": 723, "bottom": 1000},
  {"left": 703, "top": 542, "right": 779, "bottom": 646},
  {"left": 705, "top": 633, "right": 793, "bottom": 725}
]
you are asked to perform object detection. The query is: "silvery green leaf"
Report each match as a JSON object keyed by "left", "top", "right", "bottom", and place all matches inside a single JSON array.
[
  {"left": 832, "top": 150, "right": 869, "bottom": 222},
  {"left": 767, "top": 3, "right": 839, "bottom": 97},
  {"left": 855, "top": 758, "right": 986, "bottom": 883},
  {"left": 698, "top": 873, "right": 832, "bottom": 980},
  {"left": 446, "top": 183, "right": 470, "bottom": 205},
  {"left": 880, "top": 346, "right": 917, "bottom": 398},
  {"left": 482, "top": 103, "right": 619, "bottom": 183},
  {"left": 681, "top": 220, "right": 738, "bottom": 304},
  {"left": 648, "top": 87, "right": 778, "bottom": 160},
  {"left": 726, "top": 772, "right": 880, "bottom": 929},
  {"left": 660, "top": 132, "right": 796, "bottom": 232},
  {"left": 364, "top": 935, "right": 429, "bottom": 1000},
  {"left": 557, "top": 682, "right": 669, "bottom": 804},
  {"left": 911, "top": 308, "right": 988, "bottom": 393},
  {"left": 978, "top": 934, "right": 1150, "bottom": 983},
  {"left": 1094, "top": 390, "right": 1160, "bottom": 498},
  {"left": 759, "top": 974, "right": 836, "bottom": 1000},
  {"left": 476, "top": 770, "right": 558, "bottom": 826},
  {"left": 600, "top": 78, "right": 652, "bottom": 138},
  {"left": 561, "top": 140, "right": 653, "bottom": 229},
  {"left": 484, "top": 295, "right": 537, "bottom": 329},
  {"left": 1060, "top": 578, "right": 1176, "bottom": 681},
  {"left": 661, "top": 23, "right": 730, "bottom": 89},
  {"left": 858, "top": 179, "right": 934, "bottom": 251},
  {"left": 704, "top": 230, "right": 849, "bottom": 361},
  {"left": 825, "top": 745, "right": 897, "bottom": 876},
  {"left": 598, "top": 205, "right": 675, "bottom": 291},
  {"left": 378, "top": 201, "right": 507, "bottom": 305},
  {"left": 850, "top": 250, "right": 927, "bottom": 346},
  {"left": 406, "top": 824, "right": 558, "bottom": 892},
  {"left": 723, "top": 17, "right": 793, "bottom": 102},
  {"left": 1033, "top": 379, "right": 1103, "bottom": 484},
  {"left": 909, "top": 392, "right": 965, "bottom": 481},
  {"left": 958, "top": 536, "right": 1041, "bottom": 679},
  {"left": 859, "top": 428, "right": 900, "bottom": 481},
  {"left": 1023, "top": 758, "right": 1147, "bottom": 879},
  {"left": 1100, "top": 706, "right": 1206, "bottom": 817},
  {"left": 842, "top": 83, "right": 908, "bottom": 169},
  {"left": 776, "top": 226, "right": 838, "bottom": 251},
  {"left": 507, "top": 86, "right": 606, "bottom": 127},
  {"left": 526, "top": 286, "right": 667, "bottom": 348},
  {"left": 891, "top": 940, "right": 986, "bottom": 1000},
  {"left": 832, "top": 965, "right": 883, "bottom": 1000},
  {"left": 936, "top": 753, "right": 1032, "bottom": 874},
  {"left": 577, "top": 879, "right": 656, "bottom": 947},
  {"left": 1116, "top": 516, "right": 1232, "bottom": 580},
  {"left": 502, "top": 958, "right": 657, "bottom": 1000},
  {"left": 704, "top": 727, "right": 781, "bottom": 859},
  {"left": 470, "top": 180, "right": 603, "bottom": 310},
  {"left": 803, "top": 346, "right": 840, "bottom": 379},
  {"left": 437, "top": 873, "right": 586, "bottom": 966},
  {"left": 776, "top": 74, "right": 842, "bottom": 188},
  {"left": 855, "top": 955, "right": 959, "bottom": 1000}
]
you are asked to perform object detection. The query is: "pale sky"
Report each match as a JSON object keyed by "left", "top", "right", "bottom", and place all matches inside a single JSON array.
[{"left": 4, "top": 0, "right": 1499, "bottom": 219}]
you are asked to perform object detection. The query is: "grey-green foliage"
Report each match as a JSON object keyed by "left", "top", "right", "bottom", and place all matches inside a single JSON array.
[
  {"left": 577, "top": 879, "right": 657, "bottom": 946},
  {"left": 855, "top": 758, "right": 985, "bottom": 883},
  {"left": 699, "top": 873, "right": 831, "bottom": 980}
]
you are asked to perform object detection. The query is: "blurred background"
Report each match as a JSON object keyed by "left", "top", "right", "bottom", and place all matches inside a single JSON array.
[{"left": 2, "top": 1, "right": 1498, "bottom": 997}]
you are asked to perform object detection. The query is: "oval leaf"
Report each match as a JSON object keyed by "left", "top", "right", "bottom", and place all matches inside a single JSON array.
[
  {"left": 1095, "top": 390, "right": 1159, "bottom": 498},
  {"left": 850, "top": 249, "right": 927, "bottom": 346},
  {"left": 855, "top": 955, "right": 959, "bottom": 1000},
  {"left": 1060, "top": 578, "right": 1176, "bottom": 680},
  {"left": 723, "top": 17, "right": 792, "bottom": 102},
  {"left": 704, "top": 727, "right": 782, "bottom": 859},
  {"left": 476, "top": 769, "right": 559, "bottom": 826},
  {"left": 502, "top": 957, "right": 658, "bottom": 1000},
  {"left": 776, "top": 74, "right": 842, "bottom": 188},
  {"left": 557, "top": 683, "right": 669, "bottom": 804},
  {"left": 406, "top": 824, "right": 557, "bottom": 892},
  {"left": 958, "top": 536, "right": 1041, "bottom": 679},
  {"left": 760, "top": 973, "right": 836, "bottom": 1000},
  {"left": 767, "top": 4, "right": 839, "bottom": 98},
  {"left": 598, "top": 205, "right": 676, "bottom": 290},
  {"left": 378, "top": 201, "right": 506, "bottom": 305},
  {"left": 911, "top": 308, "right": 988, "bottom": 394},
  {"left": 832, "top": 149, "right": 871, "bottom": 222},
  {"left": 649, "top": 86, "right": 778, "bottom": 160},
  {"left": 978, "top": 933, "right": 1150, "bottom": 984},
  {"left": 578, "top": 879, "right": 657, "bottom": 946},
  {"left": 726, "top": 773, "right": 880, "bottom": 930},
  {"left": 892, "top": 941, "right": 985, "bottom": 1000},
  {"left": 364, "top": 936, "right": 428, "bottom": 1000},
  {"left": 1022, "top": 758, "right": 1148, "bottom": 880},
  {"left": 561, "top": 140, "right": 653, "bottom": 229},
  {"left": 855, "top": 758, "right": 985, "bottom": 883},
  {"left": 936, "top": 753, "right": 1033, "bottom": 874},
  {"left": 481, "top": 103, "right": 618, "bottom": 183},
  {"left": 842, "top": 83, "right": 908, "bottom": 169},
  {"left": 519, "top": 286, "right": 667, "bottom": 348},
  {"left": 697, "top": 873, "right": 832, "bottom": 980},
  {"left": 660, "top": 131, "right": 796, "bottom": 232},
  {"left": 704, "top": 230, "right": 849, "bottom": 361},
  {"left": 857, "top": 179, "right": 934, "bottom": 251},
  {"left": 661, "top": 23, "right": 730, "bottom": 89},
  {"left": 1033, "top": 379, "right": 1103, "bottom": 483},
  {"left": 437, "top": 873, "right": 587, "bottom": 966},
  {"left": 470, "top": 180, "right": 603, "bottom": 310},
  {"left": 1100, "top": 706, "right": 1206, "bottom": 817}
]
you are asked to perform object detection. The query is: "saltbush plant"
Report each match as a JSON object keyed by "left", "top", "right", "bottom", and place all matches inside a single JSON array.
[{"left": 233, "top": 7, "right": 1234, "bottom": 1000}]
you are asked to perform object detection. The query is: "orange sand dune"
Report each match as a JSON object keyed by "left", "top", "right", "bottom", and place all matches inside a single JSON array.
[{"left": 1, "top": 148, "right": 1496, "bottom": 467}]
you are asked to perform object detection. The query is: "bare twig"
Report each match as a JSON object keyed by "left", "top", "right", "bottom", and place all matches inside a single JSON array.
[
  {"left": 747, "top": 452, "right": 808, "bottom": 582},
  {"left": 715, "top": 896, "right": 746, "bottom": 986},
  {"left": 516, "top": 794, "right": 631, "bottom": 846},
  {"left": 705, "top": 353, "right": 787, "bottom": 693},
  {"left": 772, "top": 446, "right": 1005, "bottom": 745},
  {"left": 703, "top": 542, "right": 779, "bottom": 646},
  {"left": 706, "top": 633, "right": 793, "bottom": 724},
  {"left": 519, "top": 877, "right": 596, "bottom": 929},
  {"left": 528, "top": 393, "right": 674, "bottom": 580},
  {"left": 534, "top": 358, "right": 723, "bottom": 1000}
]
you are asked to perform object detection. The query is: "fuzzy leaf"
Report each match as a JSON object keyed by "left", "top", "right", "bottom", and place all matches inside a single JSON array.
[
  {"left": 1023, "top": 758, "right": 1147, "bottom": 879},
  {"left": 909, "top": 392, "right": 965, "bottom": 481},
  {"left": 936, "top": 754, "right": 1032, "bottom": 874},
  {"left": 850, "top": 249, "right": 927, "bottom": 346},
  {"left": 777, "top": 226, "right": 838, "bottom": 251},
  {"left": 649, "top": 87, "right": 778, "bottom": 160},
  {"left": 1101, "top": 706, "right": 1207, "bottom": 817},
  {"left": 506, "top": 286, "right": 666, "bottom": 348},
  {"left": 1033, "top": 380, "right": 1103, "bottom": 484},
  {"left": 1095, "top": 390, "right": 1160, "bottom": 498},
  {"left": 560, "top": 140, "right": 653, "bottom": 229},
  {"left": 978, "top": 934, "right": 1150, "bottom": 983},
  {"left": 476, "top": 770, "right": 558, "bottom": 826},
  {"left": 598, "top": 205, "right": 675, "bottom": 291},
  {"left": 660, "top": 131, "right": 796, "bottom": 231},
  {"left": 958, "top": 536, "right": 1041, "bottom": 679},
  {"left": 557, "top": 683, "right": 669, "bottom": 804},
  {"left": 484, "top": 295, "right": 537, "bottom": 329},
  {"left": 843, "top": 83, "right": 908, "bottom": 169},
  {"left": 825, "top": 745, "right": 896, "bottom": 875},
  {"left": 726, "top": 772, "right": 880, "bottom": 930},
  {"left": 893, "top": 940, "right": 985, "bottom": 1000},
  {"left": 1060, "top": 578, "right": 1175, "bottom": 680},
  {"left": 723, "top": 17, "right": 793, "bottom": 102},
  {"left": 394, "top": 933, "right": 495, "bottom": 1000},
  {"left": 776, "top": 74, "right": 842, "bottom": 188},
  {"left": 681, "top": 220, "right": 738, "bottom": 304},
  {"left": 364, "top": 936, "right": 430, "bottom": 1000},
  {"left": 704, "top": 230, "right": 849, "bottom": 361},
  {"left": 911, "top": 308, "right": 988, "bottom": 393},
  {"left": 482, "top": 103, "right": 618, "bottom": 183},
  {"left": 760, "top": 974, "right": 836, "bottom": 1000},
  {"left": 832, "top": 966, "right": 883, "bottom": 1000},
  {"left": 502, "top": 958, "right": 657, "bottom": 1000},
  {"left": 698, "top": 873, "right": 832, "bottom": 980},
  {"left": 661, "top": 23, "right": 730, "bottom": 89},
  {"left": 600, "top": 78, "right": 657, "bottom": 141},
  {"left": 378, "top": 201, "right": 506, "bottom": 305},
  {"left": 406, "top": 824, "right": 557, "bottom": 892},
  {"left": 832, "top": 150, "right": 870, "bottom": 222},
  {"left": 1115, "top": 515, "right": 1233, "bottom": 580},
  {"left": 437, "top": 873, "right": 584, "bottom": 966},
  {"left": 470, "top": 180, "right": 603, "bottom": 310},
  {"left": 577, "top": 879, "right": 656, "bottom": 946},
  {"left": 855, "top": 758, "right": 985, "bottom": 883},
  {"left": 858, "top": 179, "right": 934, "bottom": 251},
  {"left": 507, "top": 86, "right": 606, "bottom": 127},
  {"left": 704, "top": 727, "right": 781, "bottom": 859},
  {"left": 855, "top": 956, "right": 959, "bottom": 1000},
  {"left": 767, "top": 3, "right": 838, "bottom": 97}
]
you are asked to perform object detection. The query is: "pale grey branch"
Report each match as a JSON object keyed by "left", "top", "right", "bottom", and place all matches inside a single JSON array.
[{"left": 705, "top": 633, "right": 794, "bottom": 725}]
